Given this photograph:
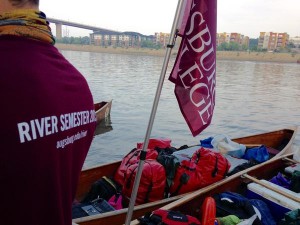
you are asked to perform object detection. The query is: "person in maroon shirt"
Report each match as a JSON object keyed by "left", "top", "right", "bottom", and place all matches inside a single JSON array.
[{"left": 0, "top": 1, "right": 96, "bottom": 225}]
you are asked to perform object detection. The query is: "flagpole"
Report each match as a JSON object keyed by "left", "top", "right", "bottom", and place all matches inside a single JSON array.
[{"left": 124, "top": 0, "right": 186, "bottom": 224}]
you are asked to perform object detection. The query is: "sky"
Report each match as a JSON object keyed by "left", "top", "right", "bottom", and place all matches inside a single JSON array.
[{"left": 40, "top": 0, "right": 300, "bottom": 39}]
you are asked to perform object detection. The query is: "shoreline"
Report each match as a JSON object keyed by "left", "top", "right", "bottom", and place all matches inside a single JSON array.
[{"left": 55, "top": 43, "right": 300, "bottom": 63}]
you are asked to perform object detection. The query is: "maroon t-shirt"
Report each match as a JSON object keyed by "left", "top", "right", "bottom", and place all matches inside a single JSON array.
[{"left": 0, "top": 36, "right": 96, "bottom": 225}]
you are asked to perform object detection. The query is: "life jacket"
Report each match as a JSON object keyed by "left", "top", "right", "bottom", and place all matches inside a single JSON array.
[
  {"left": 201, "top": 197, "right": 217, "bottom": 225},
  {"left": 122, "top": 159, "right": 166, "bottom": 205},
  {"left": 169, "top": 147, "right": 230, "bottom": 196}
]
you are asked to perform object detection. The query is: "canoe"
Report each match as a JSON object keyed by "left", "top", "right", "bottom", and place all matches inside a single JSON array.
[
  {"left": 94, "top": 113, "right": 113, "bottom": 136},
  {"left": 130, "top": 153, "right": 299, "bottom": 224},
  {"left": 73, "top": 127, "right": 298, "bottom": 225},
  {"left": 94, "top": 100, "right": 112, "bottom": 125}
]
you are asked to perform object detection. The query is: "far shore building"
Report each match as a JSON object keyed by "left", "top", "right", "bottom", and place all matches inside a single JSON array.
[
  {"left": 258, "top": 32, "right": 289, "bottom": 51},
  {"left": 90, "top": 29, "right": 253, "bottom": 50},
  {"left": 217, "top": 32, "right": 249, "bottom": 49},
  {"left": 289, "top": 36, "right": 300, "bottom": 47},
  {"left": 90, "top": 31, "right": 172, "bottom": 48},
  {"left": 90, "top": 31, "right": 154, "bottom": 47},
  {"left": 154, "top": 32, "right": 170, "bottom": 48}
]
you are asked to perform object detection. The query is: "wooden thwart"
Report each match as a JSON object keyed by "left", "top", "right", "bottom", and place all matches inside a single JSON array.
[
  {"left": 282, "top": 157, "right": 300, "bottom": 164},
  {"left": 244, "top": 144, "right": 262, "bottom": 147},
  {"left": 242, "top": 173, "right": 300, "bottom": 202},
  {"left": 74, "top": 127, "right": 298, "bottom": 225}
]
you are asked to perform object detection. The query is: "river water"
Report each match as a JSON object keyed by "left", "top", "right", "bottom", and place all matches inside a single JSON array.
[{"left": 60, "top": 50, "right": 300, "bottom": 168}]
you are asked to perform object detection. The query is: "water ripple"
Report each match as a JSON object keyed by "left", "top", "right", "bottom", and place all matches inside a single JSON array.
[{"left": 61, "top": 50, "right": 300, "bottom": 167}]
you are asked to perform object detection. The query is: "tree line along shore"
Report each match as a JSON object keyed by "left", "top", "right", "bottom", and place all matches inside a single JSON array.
[{"left": 55, "top": 43, "right": 300, "bottom": 64}]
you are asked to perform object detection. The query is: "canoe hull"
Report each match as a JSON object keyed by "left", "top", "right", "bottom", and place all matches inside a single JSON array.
[
  {"left": 156, "top": 153, "right": 298, "bottom": 220},
  {"left": 94, "top": 100, "right": 112, "bottom": 124},
  {"left": 73, "top": 127, "right": 298, "bottom": 225}
]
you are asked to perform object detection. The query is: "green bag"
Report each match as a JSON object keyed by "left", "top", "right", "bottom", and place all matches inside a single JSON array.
[
  {"left": 291, "top": 170, "right": 300, "bottom": 193},
  {"left": 279, "top": 209, "right": 300, "bottom": 225}
]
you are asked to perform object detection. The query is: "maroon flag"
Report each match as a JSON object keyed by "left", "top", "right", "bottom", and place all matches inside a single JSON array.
[{"left": 169, "top": 0, "right": 217, "bottom": 136}]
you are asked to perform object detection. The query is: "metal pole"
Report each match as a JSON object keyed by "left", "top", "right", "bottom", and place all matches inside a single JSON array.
[{"left": 124, "top": 0, "right": 186, "bottom": 224}]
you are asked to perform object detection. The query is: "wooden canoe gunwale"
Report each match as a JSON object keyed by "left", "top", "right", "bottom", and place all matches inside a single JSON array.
[
  {"left": 74, "top": 194, "right": 184, "bottom": 225},
  {"left": 74, "top": 127, "right": 298, "bottom": 225},
  {"left": 152, "top": 153, "right": 297, "bottom": 221},
  {"left": 233, "top": 127, "right": 297, "bottom": 156}
]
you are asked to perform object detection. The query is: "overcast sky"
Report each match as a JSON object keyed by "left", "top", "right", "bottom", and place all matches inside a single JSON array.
[{"left": 40, "top": 0, "right": 300, "bottom": 39}]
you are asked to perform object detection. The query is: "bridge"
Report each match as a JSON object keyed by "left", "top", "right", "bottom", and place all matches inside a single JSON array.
[{"left": 47, "top": 18, "right": 121, "bottom": 39}]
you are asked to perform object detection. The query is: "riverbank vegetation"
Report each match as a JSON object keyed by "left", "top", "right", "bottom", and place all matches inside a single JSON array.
[
  {"left": 55, "top": 36, "right": 300, "bottom": 63},
  {"left": 56, "top": 36, "right": 300, "bottom": 53}
]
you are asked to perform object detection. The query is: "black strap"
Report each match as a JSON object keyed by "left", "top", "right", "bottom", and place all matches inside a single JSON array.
[
  {"left": 172, "top": 172, "right": 189, "bottom": 196},
  {"left": 140, "top": 150, "right": 147, "bottom": 160},
  {"left": 211, "top": 155, "right": 218, "bottom": 177},
  {"left": 224, "top": 158, "right": 229, "bottom": 178},
  {"left": 144, "top": 182, "right": 153, "bottom": 203},
  {"left": 195, "top": 150, "right": 201, "bottom": 164},
  {"left": 167, "top": 31, "right": 178, "bottom": 49},
  {"left": 125, "top": 148, "right": 138, "bottom": 166},
  {"left": 125, "top": 164, "right": 138, "bottom": 189}
]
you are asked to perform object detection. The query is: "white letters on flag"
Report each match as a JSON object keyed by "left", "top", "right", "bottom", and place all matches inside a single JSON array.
[{"left": 169, "top": 0, "right": 217, "bottom": 136}]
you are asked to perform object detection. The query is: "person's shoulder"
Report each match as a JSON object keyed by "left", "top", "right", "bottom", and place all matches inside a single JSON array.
[
  {"left": 0, "top": 35, "right": 57, "bottom": 51},
  {"left": 0, "top": 36, "right": 62, "bottom": 59}
]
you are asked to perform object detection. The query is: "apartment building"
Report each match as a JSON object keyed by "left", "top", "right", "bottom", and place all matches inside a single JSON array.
[
  {"left": 277, "top": 33, "right": 289, "bottom": 49},
  {"left": 91, "top": 30, "right": 254, "bottom": 49},
  {"left": 258, "top": 32, "right": 289, "bottom": 51},
  {"left": 90, "top": 31, "right": 153, "bottom": 47},
  {"left": 217, "top": 32, "right": 249, "bottom": 49},
  {"left": 217, "top": 32, "right": 230, "bottom": 46},
  {"left": 154, "top": 32, "right": 170, "bottom": 48}
]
